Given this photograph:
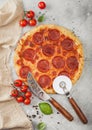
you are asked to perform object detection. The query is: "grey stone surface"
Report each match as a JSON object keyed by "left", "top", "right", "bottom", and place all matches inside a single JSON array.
[
  {"left": 20, "top": 0, "right": 92, "bottom": 129},
  {"left": 0, "top": 0, "right": 92, "bottom": 130}
]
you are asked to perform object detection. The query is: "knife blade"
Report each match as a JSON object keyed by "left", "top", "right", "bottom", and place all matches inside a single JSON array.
[{"left": 27, "top": 72, "right": 73, "bottom": 121}]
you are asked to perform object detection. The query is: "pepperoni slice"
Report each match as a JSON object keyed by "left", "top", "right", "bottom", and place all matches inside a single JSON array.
[
  {"left": 24, "top": 40, "right": 29, "bottom": 46},
  {"left": 32, "top": 32, "right": 43, "bottom": 45},
  {"left": 16, "top": 59, "right": 23, "bottom": 65},
  {"left": 24, "top": 39, "right": 34, "bottom": 47},
  {"left": 42, "top": 44, "right": 55, "bottom": 57},
  {"left": 37, "top": 59, "right": 50, "bottom": 73},
  {"left": 66, "top": 56, "right": 78, "bottom": 70},
  {"left": 38, "top": 75, "right": 51, "bottom": 88},
  {"left": 58, "top": 71, "right": 70, "bottom": 78},
  {"left": 23, "top": 48, "right": 36, "bottom": 62},
  {"left": 48, "top": 29, "right": 60, "bottom": 41},
  {"left": 19, "top": 66, "right": 31, "bottom": 79},
  {"left": 52, "top": 56, "right": 65, "bottom": 69},
  {"left": 34, "top": 72, "right": 39, "bottom": 78},
  {"left": 61, "top": 38, "right": 74, "bottom": 51},
  {"left": 52, "top": 71, "right": 57, "bottom": 76}
]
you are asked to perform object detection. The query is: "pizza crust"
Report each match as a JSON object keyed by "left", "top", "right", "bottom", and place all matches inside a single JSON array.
[{"left": 14, "top": 24, "right": 84, "bottom": 93}]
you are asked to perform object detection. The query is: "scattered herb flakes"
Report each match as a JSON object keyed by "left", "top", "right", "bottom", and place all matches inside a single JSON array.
[
  {"left": 38, "top": 15, "right": 45, "bottom": 22},
  {"left": 57, "top": 122, "right": 60, "bottom": 124},
  {"left": 38, "top": 116, "right": 42, "bottom": 119},
  {"left": 37, "top": 122, "right": 46, "bottom": 130},
  {"left": 53, "top": 18, "right": 55, "bottom": 21},
  {"left": 37, "top": 111, "right": 39, "bottom": 115},
  {"left": 39, "top": 11, "right": 41, "bottom": 14},
  {"left": 32, "top": 114, "right": 36, "bottom": 118},
  {"left": 27, "top": 115, "right": 31, "bottom": 118},
  {"left": 39, "top": 102, "right": 53, "bottom": 115},
  {"left": 57, "top": 111, "right": 60, "bottom": 114},
  {"left": 33, "top": 105, "right": 38, "bottom": 108},
  {"left": 28, "top": 115, "right": 31, "bottom": 118}
]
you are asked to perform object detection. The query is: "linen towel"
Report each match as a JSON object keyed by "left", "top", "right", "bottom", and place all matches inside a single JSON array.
[{"left": 0, "top": 0, "right": 33, "bottom": 129}]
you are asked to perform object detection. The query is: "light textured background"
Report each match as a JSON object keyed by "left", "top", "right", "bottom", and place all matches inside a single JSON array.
[{"left": 0, "top": 0, "right": 92, "bottom": 130}]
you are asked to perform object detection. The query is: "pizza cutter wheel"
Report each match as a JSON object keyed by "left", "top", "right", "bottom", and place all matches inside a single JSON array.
[{"left": 53, "top": 76, "right": 88, "bottom": 124}]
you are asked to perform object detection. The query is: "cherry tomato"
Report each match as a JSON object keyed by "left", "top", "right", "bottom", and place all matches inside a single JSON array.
[
  {"left": 21, "top": 85, "right": 28, "bottom": 92},
  {"left": 29, "top": 19, "right": 37, "bottom": 26},
  {"left": 26, "top": 10, "right": 35, "bottom": 18},
  {"left": 19, "top": 19, "right": 27, "bottom": 27},
  {"left": 25, "top": 91, "right": 32, "bottom": 98},
  {"left": 16, "top": 96, "right": 24, "bottom": 103},
  {"left": 14, "top": 79, "right": 22, "bottom": 87},
  {"left": 38, "top": 1, "right": 46, "bottom": 9},
  {"left": 24, "top": 98, "right": 31, "bottom": 105},
  {"left": 11, "top": 89, "right": 18, "bottom": 97}
]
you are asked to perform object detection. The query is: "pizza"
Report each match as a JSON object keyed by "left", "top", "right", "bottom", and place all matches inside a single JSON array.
[{"left": 14, "top": 24, "right": 84, "bottom": 94}]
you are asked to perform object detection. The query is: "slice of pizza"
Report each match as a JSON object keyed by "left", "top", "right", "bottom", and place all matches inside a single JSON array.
[{"left": 14, "top": 24, "right": 84, "bottom": 94}]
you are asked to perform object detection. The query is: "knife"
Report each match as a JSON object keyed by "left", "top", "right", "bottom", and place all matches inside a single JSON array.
[{"left": 27, "top": 72, "right": 73, "bottom": 121}]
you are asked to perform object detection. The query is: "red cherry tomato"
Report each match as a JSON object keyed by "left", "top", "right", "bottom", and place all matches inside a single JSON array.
[
  {"left": 16, "top": 96, "right": 24, "bottom": 103},
  {"left": 11, "top": 89, "right": 18, "bottom": 97},
  {"left": 21, "top": 85, "right": 28, "bottom": 92},
  {"left": 14, "top": 79, "right": 22, "bottom": 87},
  {"left": 24, "top": 98, "right": 31, "bottom": 105},
  {"left": 29, "top": 19, "right": 37, "bottom": 26},
  {"left": 26, "top": 10, "right": 35, "bottom": 18},
  {"left": 38, "top": 1, "right": 46, "bottom": 9},
  {"left": 19, "top": 19, "right": 27, "bottom": 27},
  {"left": 25, "top": 91, "right": 32, "bottom": 98}
]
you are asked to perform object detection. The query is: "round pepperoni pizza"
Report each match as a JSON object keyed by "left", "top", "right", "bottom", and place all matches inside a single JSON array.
[{"left": 14, "top": 24, "right": 84, "bottom": 94}]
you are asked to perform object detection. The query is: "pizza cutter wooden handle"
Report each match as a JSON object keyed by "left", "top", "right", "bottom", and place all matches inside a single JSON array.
[
  {"left": 68, "top": 97, "right": 88, "bottom": 124},
  {"left": 49, "top": 97, "right": 73, "bottom": 121}
]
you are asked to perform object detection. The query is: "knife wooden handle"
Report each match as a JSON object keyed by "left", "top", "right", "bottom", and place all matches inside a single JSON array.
[
  {"left": 68, "top": 97, "right": 88, "bottom": 124},
  {"left": 49, "top": 97, "right": 73, "bottom": 121}
]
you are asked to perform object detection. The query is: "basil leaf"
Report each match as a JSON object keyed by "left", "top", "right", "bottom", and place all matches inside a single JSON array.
[
  {"left": 39, "top": 102, "right": 53, "bottom": 115},
  {"left": 37, "top": 122, "right": 46, "bottom": 130},
  {"left": 38, "top": 15, "right": 45, "bottom": 22}
]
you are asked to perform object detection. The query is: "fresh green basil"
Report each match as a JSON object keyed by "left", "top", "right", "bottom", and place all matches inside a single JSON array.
[
  {"left": 38, "top": 15, "right": 45, "bottom": 22},
  {"left": 39, "top": 102, "right": 53, "bottom": 115},
  {"left": 37, "top": 122, "right": 46, "bottom": 130}
]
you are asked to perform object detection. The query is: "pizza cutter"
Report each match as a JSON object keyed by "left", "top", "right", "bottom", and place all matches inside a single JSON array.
[{"left": 53, "top": 75, "right": 88, "bottom": 124}]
